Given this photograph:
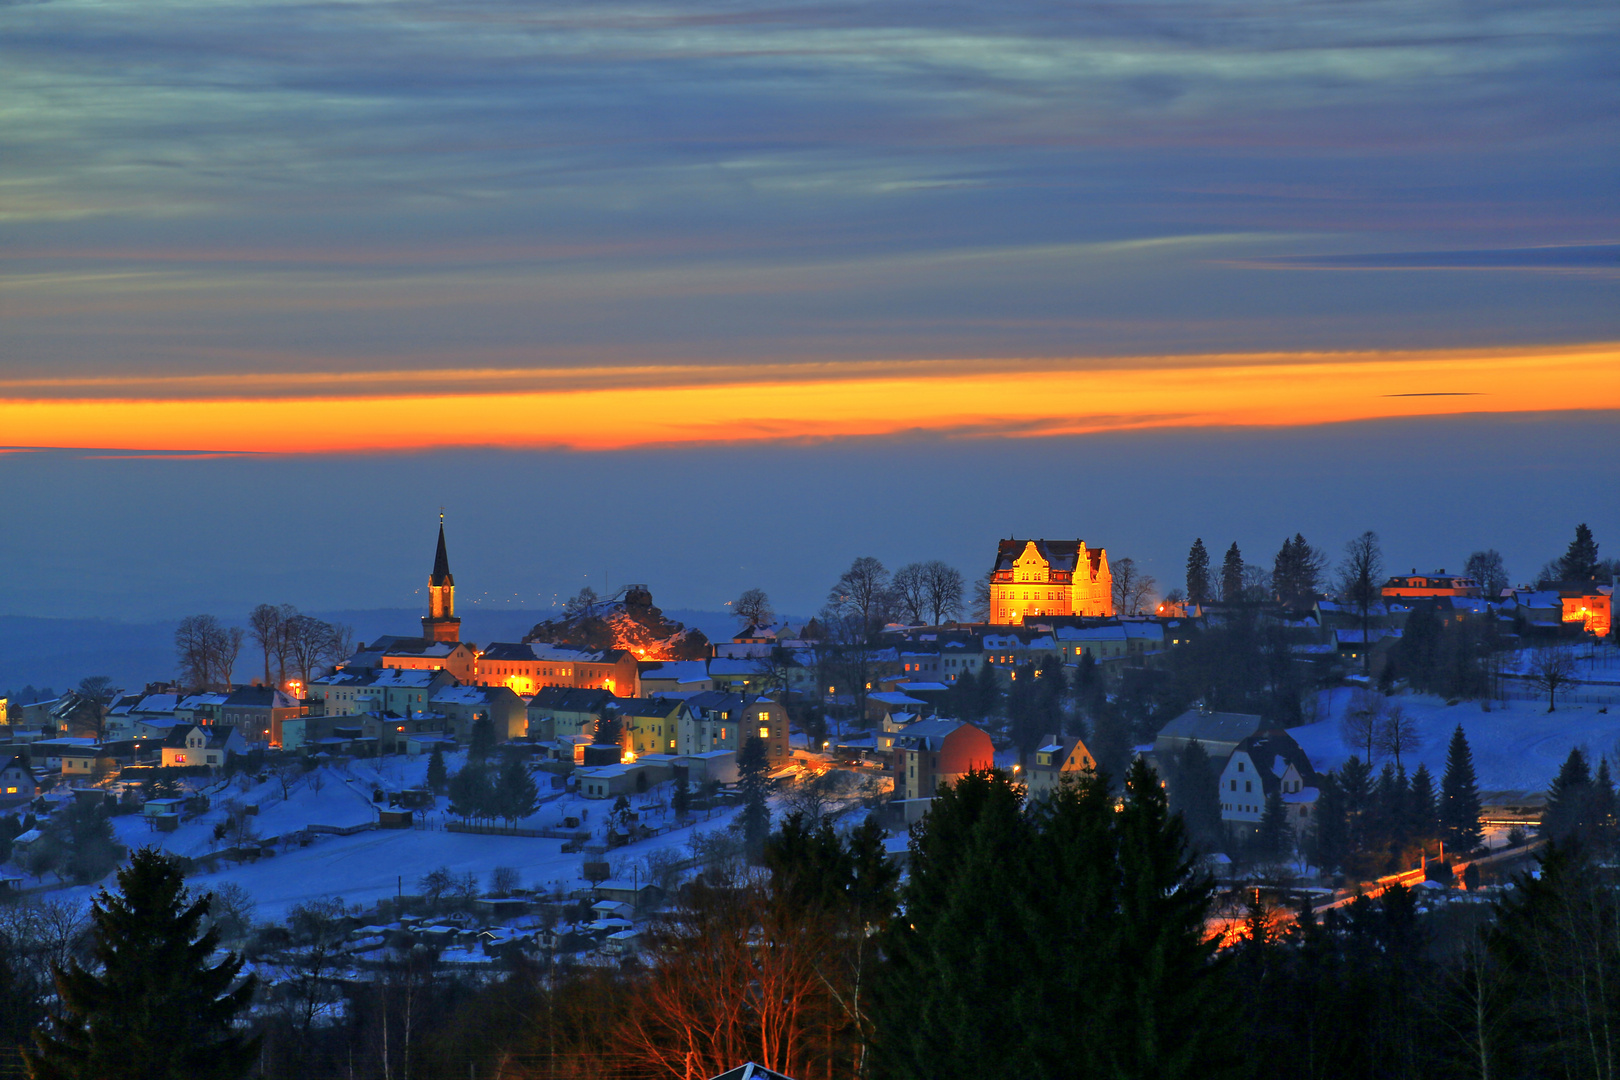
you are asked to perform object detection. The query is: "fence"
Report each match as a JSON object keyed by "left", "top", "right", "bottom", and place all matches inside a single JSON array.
[{"left": 1499, "top": 687, "right": 1620, "bottom": 707}]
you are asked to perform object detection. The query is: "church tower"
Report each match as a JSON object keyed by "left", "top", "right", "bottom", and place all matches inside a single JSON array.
[{"left": 422, "top": 516, "right": 462, "bottom": 643}]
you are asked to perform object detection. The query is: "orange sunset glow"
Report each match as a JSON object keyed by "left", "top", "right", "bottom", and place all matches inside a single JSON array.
[{"left": 3, "top": 342, "right": 1615, "bottom": 454}]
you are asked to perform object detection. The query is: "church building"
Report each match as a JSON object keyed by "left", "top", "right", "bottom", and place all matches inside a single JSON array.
[
  {"left": 422, "top": 518, "right": 461, "bottom": 643},
  {"left": 989, "top": 538, "right": 1114, "bottom": 626}
]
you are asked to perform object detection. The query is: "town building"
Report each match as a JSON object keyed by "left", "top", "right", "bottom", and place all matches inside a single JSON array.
[
  {"left": 989, "top": 539, "right": 1114, "bottom": 626},
  {"left": 366, "top": 637, "right": 480, "bottom": 683},
  {"left": 1023, "top": 734, "right": 1096, "bottom": 801},
  {"left": 892, "top": 719, "right": 995, "bottom": 802},
  {"left": 220, "top": 686, "right": 304, "bottom": 746},
  {"left": 526, "top": 686, "right": 615, "bottom": 742},
  {"left": 309, "top": 667, "right": 456, "bottom": 721},
  {"left": 1381, "top": 569, "right": 1484, "bottom": 600},
  {"left": 1217, "top": 730, "right": 1318, "bottom": 838},
  {"left": 430, "top": 685, "right": 528, "bottom": 742},
  {"left": 474, "top": 642, "right": 640, "bottom": 698},
  {"left": 160, "top": 724, "right": 247, "bottom": 768},
  {"left": 677, "top": 692, "right": 790, "bottom": 762},
  {"left": 1153, "top": 708, "right": 1264, "bottom": 766},
  {"left": 609, "top": 697, "right": 686, "bottom": 757},
  {"left": 422, "top": 518, "right": 462, "bottom": 643},
  {"left": 0, "top": 755, "right": 38, "bottom": 807}
]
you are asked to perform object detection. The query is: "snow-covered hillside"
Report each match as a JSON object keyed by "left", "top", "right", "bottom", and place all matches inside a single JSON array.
[{"left": 1292, "top": 686, "right": 1620, "bottom": 800}]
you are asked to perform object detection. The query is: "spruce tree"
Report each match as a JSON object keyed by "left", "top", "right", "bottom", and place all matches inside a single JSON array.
[
  {"left": 1221, "top": 542, "right": 1245, "bottom": 604},
  {"left": 1557, "top": 522, "right": 1600, "bottom": 582},
  {"left": 1540, "top": 747, "right": 1593, "bottom": 845},
  {"left": 671, "top": 772, "right": 691, "bottom": 819},
  {"left": 1439, "top": 725, "right": 1483, "bottom": 852},
  {"left": 1186, "top": 538, "right": 1211, "bottom": 608},
  {"left": 467, "top": 715, "right": 496, "bottom": 763},
  {"left": 1408, "top": 762, "right": 1438, "bottom": 842},
  {"left": 1309, "top": 771, "right": 1349, "bottom": 874},
  {"left": 26, "top": 848, "right": 257, "bottom": 1080},
  {"left": 494, "top": 758, "right": 539, "bottom": 829},
  {"left": 736, "top": 736, "right": 771, "bottom": 859},
  {"left": 425, "top": 743, "right": 448, "bottom": 795},
  {"left": 1254, "top": 790, "right": 1292, "bottom": 864},
  {"left": 1593, "top": 757, "right": 1619, "bottom": 856}
]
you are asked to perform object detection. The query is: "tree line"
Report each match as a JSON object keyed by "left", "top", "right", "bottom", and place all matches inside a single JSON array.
[{"left": 174, "top": 604, "right": 351, "bottom": 693}]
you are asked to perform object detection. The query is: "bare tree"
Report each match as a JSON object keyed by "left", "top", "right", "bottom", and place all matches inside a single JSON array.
[
  {"left": 1111, "top": 557, "right": 1157, "bottom": 616},
  {"left": 826, "top": 557, "right": 892, "bottom": 635},
  {"left": 1530, "top": 648, "right": 1580, "bottom": 712},
  {"left": 890, "top": 563, "right": 929, "bottom": 625},
  {"left": 1341, "top": 689, "right": 1384, "bottom": 762},
  {"left": 284, "top": 614, "right": 349, "bottom": 686},
  {"left": 1376, "top": 703, "right": 1422, "bottom": 769},
  {"left": 921, "top": 560, "right": 965, "bottom": 625},
  {"left": 1338, "top": 531, "right": 1384, "bottom": 675},
  {"left": 731, "top": 588, "right": 774, "bottom": 629},
  {"left": 1464, "top": 549, "right": 1509, "bottom": 598},
  {"left": 248, "top": 604, "right": 287, "bottom": 685},
  {"left": 73, "top": 676, "right": 117, "bottom": 742},
  {"left": 971, "top": 568, "right": 993, "bottom": 623},
  {"left": 175, "top": 614, "right": 241, "bottom": 692}
]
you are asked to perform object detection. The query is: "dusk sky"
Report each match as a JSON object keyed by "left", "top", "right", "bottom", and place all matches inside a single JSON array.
[{"left": 2, "top": 0, "right": 1616, "bottom": 623}]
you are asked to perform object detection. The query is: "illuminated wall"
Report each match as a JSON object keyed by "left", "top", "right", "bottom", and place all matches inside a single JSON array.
[{"left": 989, "top": 539, "right": 1114, "bottom": 626}]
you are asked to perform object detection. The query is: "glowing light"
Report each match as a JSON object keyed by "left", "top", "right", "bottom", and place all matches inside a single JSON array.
[{"left": 0, "top": 343, "right": 1614, "bottom": 453}]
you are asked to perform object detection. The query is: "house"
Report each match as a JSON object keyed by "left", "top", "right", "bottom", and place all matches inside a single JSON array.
[
  {"left": 1218, "top": 730, "right": 1319, "bottom": 838},
  {"left": 474, "top": 642, "right": 640, "bottom": 698},
  {"left": 989, "top": 538, "right": 1114, "bottom": 625},
  {"left": 1153, "top": 709, "right": 1264, "bottom": 765},
  {"left": 361, "top": 636, "right": 480, "bottom": 684},
  {"left": 1382, "top": 569, "right": 1484, "bottom": 600},
  {"left": 637, "top": 661, "right": 713, "bottom": 695},
  {"left": 1552, "top": 583, "right": 1613, "bottom": 637},
  {"left": 679, "top": 692, "right": 789, "bottom": 763},
  {"left": 160, "top": 724, "right": 247, "bottom": 768},
  {"left": 866, "top": 690, "right": 929, "bottom": 728},
  {"left": 608, "top": 697, "right": 686, "bottom": 757},
  {"left": 220, "top": 686, "right": 305, "bottom": 746},
  {"left": 309, "top": 667, "right": 454, "bottom": 722},
  {"left": 59, "top": 745, "right": 118, "bottom": 778},
  {"left": 892, "top": 719, "right": 995, "bottom": 802},
  {"left": 674, "top": 750, "right": 738, "bottom": 786},
  {"left": 173, "top": 692, "right": 229, "bottom": 726},
  {"left": 709, "top": 1065, "right": 797, "bottom": 1080},
  {"left": 0, "top": 755, "right": 38, "bottom": 807},
  {"left": 526, "top": 686, "right": 615, "bottom": 742},
  {"left": 1023, "top": 734, "right": 1096, "bottom": 801},
  {"left": 430, "top": 685, "right": 527, "bottom": 742}
]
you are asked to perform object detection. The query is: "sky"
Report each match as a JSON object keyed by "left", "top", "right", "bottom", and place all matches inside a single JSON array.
[{"left": 1, "top": 0, "right": 1616, "bottom": 624}]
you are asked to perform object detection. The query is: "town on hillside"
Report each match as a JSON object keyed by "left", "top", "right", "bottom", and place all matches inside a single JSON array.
[{"left": 0, "top": 522, "right": 1616, "bottom": 1077}]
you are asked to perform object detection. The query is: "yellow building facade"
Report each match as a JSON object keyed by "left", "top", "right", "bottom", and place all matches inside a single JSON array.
[{"left": 989, "top": 538, "right": 1114, "bottom": 626}]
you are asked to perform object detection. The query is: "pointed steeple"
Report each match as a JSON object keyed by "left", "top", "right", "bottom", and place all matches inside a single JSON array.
[
  {"left": 423, "top": 513, "right": 461, "bottom": 643},
  {"left": 431, "top": 517, "right": 454, "bottom": 588}
]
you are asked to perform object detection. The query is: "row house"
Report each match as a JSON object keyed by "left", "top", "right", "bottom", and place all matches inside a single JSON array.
[
  {"left": 474, "top": 642, "right": 640, "bottom": 698},
  {"left": 364, "top": 636, "right": 480, "bottom": 683},
  {"left": 526, "top": 687, "right": 615, "bottom": 742},
  {"left": 431, "top": 685, "right": 527, "bottom": 742},
  {"left": 610, "top": 697, "right": 686, "bottom": 757},
  {"left": 219, "top": 686, "right": 304, "bottom": 746},
  {"left": 309, "top": 667, "right": 453, "bottom": 722},
  {"left": 679, "top": 692, "right": 790, "bottom": 763}
]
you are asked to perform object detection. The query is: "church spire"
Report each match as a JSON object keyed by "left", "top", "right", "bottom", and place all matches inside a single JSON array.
[{"left": 422, "top": 513, "right": 461, "bottom": 643}]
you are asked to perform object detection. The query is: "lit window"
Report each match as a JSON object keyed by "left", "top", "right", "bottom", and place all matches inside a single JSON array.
[{"left": 759, "top": 726, "right": 770, "bottom": 739}]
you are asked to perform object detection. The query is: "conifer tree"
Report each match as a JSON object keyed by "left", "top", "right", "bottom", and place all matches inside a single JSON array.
[
  {"left": 1338, "top": 756, "right": 1374, "bottom": 853},
  {"left": 425, "top": 743, "right": 448, "bottom": 795},
  {"left": 1556, "top": 523, "right": 1600, "bottom": 582},
  {"left": 1309, "top": 771, "right": 1350, "bottom": 874},
  {"left": 1221, "top": 542, "right": 1245, "bottom": 604},
  {"left": 1254, "top": 790, "right": 1292, "bottom": 864},
  {"left": 26, "top": 848, "right": 257, "bottom": 1080},
  {"left": 494, "top": 758, "right": 539, "bottom": 829},
  {"left": 671, "top": 772, "right": 691, "bottom": 819},
  {"left": 467, "top": 715, "right": 496, "bottom": 763},
  {"left": 1540, "top": 747, "right": 1593, "bottom": 845},
  {"left": 1440, "top": 725, "right": 1483, "bottom": 852},
  {"left": 1186, "top": 538, "right": 1212, "bottom": 608},
  {"left": 1592, "top": 757, "right": 1619, "bottom": 856},
  {"left": 736, "top": 736, "right": 771, "bottom": 860},
  {"left": 1408, "top": 762, "right": 1438, "bottom": 842}
]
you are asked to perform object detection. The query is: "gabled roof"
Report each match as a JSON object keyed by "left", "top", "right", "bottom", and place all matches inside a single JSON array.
[
  {"left": 893, "top": 718, "right": 978, "bottom": 752},
  {"left": 995, "top": 538, "right": 1088, "bottom": 574},
  {"left": 1156, "top": 709, "right": 1263, "bottom": 746},
  {"left": 608, "top": 697, "right": 686, "bottom": 719},
  {"left": 1229, "top": 731, "right": 1317, "bottom": 796},
  {"left": 527, "top": 686, "right": 615, "bottom": 714},
  {"left": 223, "top": 686, "right": 297, "bottom": 709},
  {"left": 709, "top": 1066, "right": 797, "bottom": 1080}
]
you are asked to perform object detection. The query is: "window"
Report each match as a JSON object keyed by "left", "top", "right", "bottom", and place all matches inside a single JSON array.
[
  {"left": 758, "top": 726, "right": 770, "bottom": 739},
  {"left": 1245, "top": 781, "right": 1252, "bottom": 793},
  {"left": 175, "top": 754, "right": 186, "bottom": 763},
  {"left": 1230, "top": 780, "right": 1237, "bottom": 791},
  {"left": 1237, "top": 762, "right": 1245, "bottom": 772}
]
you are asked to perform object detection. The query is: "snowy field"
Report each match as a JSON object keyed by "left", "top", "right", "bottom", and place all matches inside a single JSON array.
[
  {"left": 36, "top": 751, "right": 742, "bottom": 920},
  {"left": 1292, "top": 685, "right": 1620, "bottom": 801}
]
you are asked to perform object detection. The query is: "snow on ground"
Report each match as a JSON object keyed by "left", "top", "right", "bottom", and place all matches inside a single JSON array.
[
  {"left": 1292, "top": 686, "right": 1620, "bottom": 800},
  {"left": 48, "top": 751, "right": 742, "bottom": 920}
]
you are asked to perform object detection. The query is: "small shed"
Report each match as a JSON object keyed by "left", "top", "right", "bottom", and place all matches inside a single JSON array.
[{"left": 377, "top": 808, "right": 413, "bottom": 829}]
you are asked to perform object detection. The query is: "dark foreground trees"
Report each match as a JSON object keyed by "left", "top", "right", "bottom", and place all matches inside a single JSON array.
[
  {"left": 26, "top": 847, "right": 257, "bottom": 1080},
  {"left": 873, "top": 762, "right": 1235, "bottom": 1080}
]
